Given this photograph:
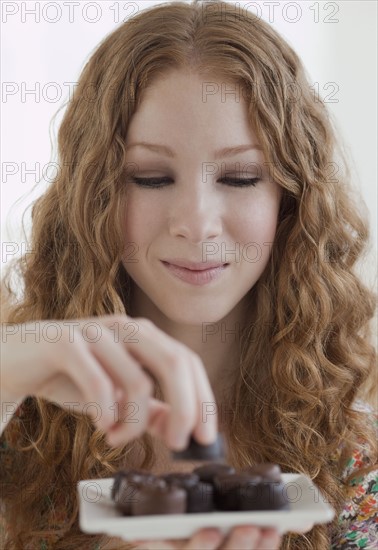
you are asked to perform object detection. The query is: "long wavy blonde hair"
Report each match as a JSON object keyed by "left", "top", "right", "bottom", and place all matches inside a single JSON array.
[{"left": 1, "top": 1, "right": 377, "bottom": 548}]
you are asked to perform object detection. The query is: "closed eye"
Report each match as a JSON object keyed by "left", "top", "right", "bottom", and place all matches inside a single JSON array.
[{"left": 129, "top": 177, "right": 261, "bottom": 188}]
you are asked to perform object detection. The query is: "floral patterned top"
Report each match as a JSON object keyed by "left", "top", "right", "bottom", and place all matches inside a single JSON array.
[
  {"left": 328, "top": 401, "right": 377, "bottom": 549},
  {"left": 1, "top": 399, "right": 377, "bottom": 549}
]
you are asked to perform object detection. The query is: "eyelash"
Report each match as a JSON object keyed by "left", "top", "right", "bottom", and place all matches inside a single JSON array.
[{"left": 129, "top": 177, "right": 260, "bottom": 188}]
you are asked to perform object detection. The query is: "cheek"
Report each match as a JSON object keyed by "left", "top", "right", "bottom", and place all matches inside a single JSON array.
[
  {"left": 233, "top": 198, "right": 280, "bottom": 246},
  {"left": 123, "top": 193, "right": 162, "bottom": 242}
]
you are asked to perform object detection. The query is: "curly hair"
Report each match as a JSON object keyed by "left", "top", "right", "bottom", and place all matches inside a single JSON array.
[{"left": 1, "top": 1, "right": 377, "bottom": 548}]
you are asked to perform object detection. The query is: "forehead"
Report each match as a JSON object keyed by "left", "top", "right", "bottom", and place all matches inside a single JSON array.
[
  {"left": 138, "top": 69, "right": 247, "bottom": 109},
  {"left": 126, "top": 70, "right": 259, "bottom": 150}
]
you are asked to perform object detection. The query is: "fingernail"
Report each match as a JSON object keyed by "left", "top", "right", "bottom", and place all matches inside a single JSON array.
[{"left": 195, "top": 530, "right": 221, "bottom": 549}]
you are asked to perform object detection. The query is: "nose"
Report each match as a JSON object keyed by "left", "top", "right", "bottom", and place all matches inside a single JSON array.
[{"left": 168, "top": 179, "right": 222, "bottom": 243}]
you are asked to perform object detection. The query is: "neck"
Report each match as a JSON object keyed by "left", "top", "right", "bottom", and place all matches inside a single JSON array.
[{"left": 128, "top": 285, "right": 250, "bottom": 407}]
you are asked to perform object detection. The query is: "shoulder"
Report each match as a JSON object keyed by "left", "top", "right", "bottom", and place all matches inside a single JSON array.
[
  {"left": 330, "top": 467, "right": 377, "bottom": 549},
  {"left": 342, "top": 400, "right": 377, "bottom": 481},
  {"left": 330, "top": 400, "right": 378, "bottom": 549},
  {"left": 329, "top": 400, "right": 377, "bottom": 481}
]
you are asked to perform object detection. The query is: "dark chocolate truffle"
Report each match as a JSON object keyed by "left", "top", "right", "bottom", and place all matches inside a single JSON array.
[
  {"left": 111, "top": 461, "right": 288, "bottom": 516},
  {"left": 186, "top": 481, "right": 215, "bottom": 513},
  {"left": 213, "top": 473, "right": 261, "bottom": 511},
  {"left": 171, "top": 434, "right": 225, "bottom": 461},
  {"left": 163, "top": 473, "right": 215, "bottom": 513},
  {"left": 193, "top": 462, "right": 235, "bottom": 484},
  {"left": 112, "top": 476, "right": 140, "bottom": 515},
  {"left": 242, "top": 463, "right": 282, "bottom": 482},
  {"left": 238, "top": 480, "right": 290, "bottom": 511},
  {"left": 131, "top": 484, "right": 186, "bottom": 516},
  {"left": 111, "top": 469, "right": 156, "bottom": 499},
  {"left": 162, "top": 472, "right": 200, "bottom": 489},
  {"left": 111, "top": 470, "right": 164, "bottom": 515}
]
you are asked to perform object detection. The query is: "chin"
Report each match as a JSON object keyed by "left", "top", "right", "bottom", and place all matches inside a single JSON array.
[{"left": 161, "top": 304, "right": 233, "bottom": 327}]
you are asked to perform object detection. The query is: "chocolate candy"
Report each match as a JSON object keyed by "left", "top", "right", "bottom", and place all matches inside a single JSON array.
[
  {"left": 111, "top": 469, "right": 163, "bottom": 515},
  {"left": 111, "top": 468, "right": 157, "bottom": 499},
  {"left": 238, "top": 480, "right": 289, "bottom": 511},
  {"left": 187, "top": 481, "right": 215, "bottom": 513},
  {"left": 111, "top": 461, "right": 289, "bottom": 515},
  {"left": 171, "top": 434, "right": 225, "bottom": 461},
  {"left": 213, "top": 473, "right": 262, "bottom": 511},
  {"left": 242, "top": 463, "right": 282, "bottom": 482},
  {"left": 163, "top": 472, "right": 215, "bottom": 513},
  {"left": 162, "top": 472, "right": 200, "bottom": 488},
  {"left": 213, "top": 472, "right": 289, "bottom": 511},
  {"left": 193, "top": 462, "right": 235, "bottom": 484},
  {"left": 132, "top": 484, "right": 186, "bottom": 516}
]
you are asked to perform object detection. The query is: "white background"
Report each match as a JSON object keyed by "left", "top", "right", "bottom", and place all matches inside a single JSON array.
[{"left": 1, "top": 0, "right": 377, "bottom": 290}]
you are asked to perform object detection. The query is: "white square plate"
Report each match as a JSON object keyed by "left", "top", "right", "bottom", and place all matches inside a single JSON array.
[{"left": 78, "top": 474, "right": 334, "bottom": 541}]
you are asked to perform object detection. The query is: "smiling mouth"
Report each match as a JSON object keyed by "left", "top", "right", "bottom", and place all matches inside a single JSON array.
[
  {"left": 169, "top": 264, "right": 229, "bottom": 272},
  {"left": 161, "top": 261, "right": 229, "bottom": 286},
  {"left": 162, "top": 261, "right": 229, "bottom": 271}
]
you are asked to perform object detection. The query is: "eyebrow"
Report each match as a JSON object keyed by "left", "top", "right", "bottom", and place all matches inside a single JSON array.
[{"left": 125, "top": 141, "right": 262, "bottom": 159}]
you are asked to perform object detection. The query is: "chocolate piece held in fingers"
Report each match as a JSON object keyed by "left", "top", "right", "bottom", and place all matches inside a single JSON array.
[{"left": 171, "top": 433, "right": 226, "bottom": 461}]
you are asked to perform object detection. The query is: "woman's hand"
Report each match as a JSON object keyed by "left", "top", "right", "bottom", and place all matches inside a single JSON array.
[
  {"left": 132, "top": 526, "right": 282, "bottom": 550},
  {"left": 131, "top": 522, "right": 314, "bottom": 550},
  {"left": 1, "top": 314, "right": 218, "bottom": 450}
]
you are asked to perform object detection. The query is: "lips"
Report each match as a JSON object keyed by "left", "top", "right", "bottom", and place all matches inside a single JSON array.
[
  {"left": 161, "top": 261, "right": 229, "bottom": 286},
  {"left": 162, "top": 260, "right": 229, "bottom": 271}
]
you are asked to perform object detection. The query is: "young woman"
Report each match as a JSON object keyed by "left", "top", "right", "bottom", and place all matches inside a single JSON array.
[{"left": 1, "top": 1, "right": 376, "bottom": 549}]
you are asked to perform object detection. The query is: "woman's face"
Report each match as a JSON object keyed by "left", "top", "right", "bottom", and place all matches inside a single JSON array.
[{"left": 121, "top": 69, "right": 282, "bottom": 325}]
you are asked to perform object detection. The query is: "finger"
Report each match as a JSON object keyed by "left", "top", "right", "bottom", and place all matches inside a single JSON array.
[
  {"left": 109, "top": 396, "right": 171, "bottom": 444},
  {"left": 145, "top": 397, "right": 171, "bottom": 439},
  {"left": 84, "top": 328, "right": 154, "bottom": 445},
  {"left": 255, "top": 528, "right": 282, "bottom": 550},
  {"left": 131, "top": 540, "right": 179, "bottom": 550},
  {"left": 221, "top": 526, "right": 261, "bottom": 550},
  {"left": 36, "top": 372, "right": 119, "bottom": 432},
  {"left": 189, "top": 355, "right": 219, "bottom": 445},
  {"left": 104, "top": 392, "right": 172, "bottom": 449},
  {"left": 62, "top": 343, "right": 117, "bottom": 429},
  {"left": 108, "top": 316, "right": 198, "bottom": 450},
  {"left": 36, "top": 372, "right": 83, "bottom": 405},
  {"left": 184, "top": 528, "right": 223, "bottom": 549},
  {"left": 130, "top": 528, "right": 223, "bottom": 550}
]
